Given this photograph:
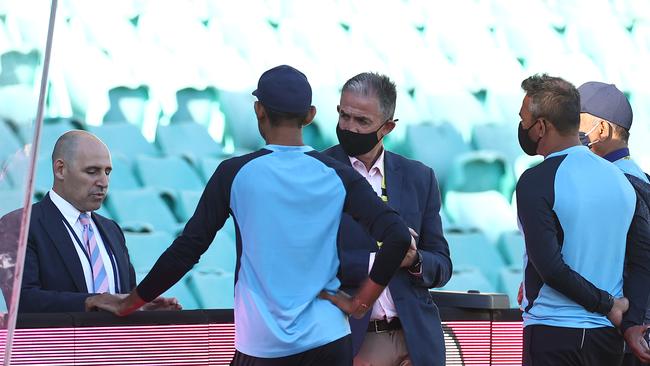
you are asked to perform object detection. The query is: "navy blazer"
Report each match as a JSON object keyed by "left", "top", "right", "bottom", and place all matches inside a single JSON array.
[
  {"left": 19, "top": 193, "right": 136, "bottom": 312},
  {"left": 324, "top": 145, "right": 452, "bottom": 366}
]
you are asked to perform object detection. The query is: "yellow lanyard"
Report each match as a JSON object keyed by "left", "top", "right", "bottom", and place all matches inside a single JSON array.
[{"left": 377, "top": 171, "right": 388, "bottom": 248}]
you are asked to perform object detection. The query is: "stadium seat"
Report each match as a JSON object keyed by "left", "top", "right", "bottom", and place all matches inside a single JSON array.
[
  {"left": 498, "top": 230, "right": 525, "bottom": 268},
  {"left": 199, "top": 156, "right": 225, "bottom": 183},
  {"left": 109, "top": 154, "right": 141, "bottom": 190},
  {"left": 33, "top": 157, "right": 53, "bottom": 197},
  {"left": 471, "top": 123, "right": 523, "bottom": 164},
  {"left": 498, "top": 267, "right": 524, "bottom": 308},
  {"left": 107, "top": 188, "right": 184, "bottom": 235},
  {"left": 136, "top": 271, "right": 200, "bottom": 310},
  {"left": 195, "top": 234, "right": 237, "bottom": 274},
  {"left": 103, "top": 85, "right": 150, "bottom": 128},
  {"left": 403, "top": 122, "right": 470, "bottom": 187},
  {"left": 445, "top": 151, "right": 514, "bottom": 198},
  {"left": 445, "top": 190, "right": 518, "bottom": 244},
  {"left": 135, "top": 155, "right": 204, "bottom": 192},
  {"left": 219, "top": 90, "right": 264, "bottom": 152},
  {"left": 32, "top": 119, "right": 81, "bottom": 159},
  {"left": 0, "top": 189, "right": 22, "bottom": 217},
  {"left": 124, "top": 231, "right": 174, "bottom": 272},
  {"left": 188, "top": 271, "right": 235, "bottom": 309},
  {"left": 514, "top": 154, "right": 543, "bottom": 179},
  {"left": 176, "top": 190, "right": 202, "bottom": 223},
  {"left": 0, "top": 49, "right": 40, "bottom": 86},
  {"left": 170, "top": 87, "right": 219, "bottom": 127},
  {"left": 88, "top": 122, "right": 161, "bottom": 158},
  {"left": 446, "top": 231, "right": 505, "bottom": 287},
  {"left": 0, "top": 120, "right": 22, "bottom": 165},
  {"left": 156, "top": 122, "right": 223, "bottom": 160},
  {"left": 441, "top": 268, "right": 495, "bottom": 294}
]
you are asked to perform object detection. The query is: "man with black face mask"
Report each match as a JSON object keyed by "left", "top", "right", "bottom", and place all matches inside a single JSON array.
[
  {"left": 577, "top": 81, "right": 650, "bottom": 366},
  {"left": 516, "top": 74, "right": 632, "bottom": 366},
  {"left": 322, "top": 72, "right": 452, "bottom": 366}
]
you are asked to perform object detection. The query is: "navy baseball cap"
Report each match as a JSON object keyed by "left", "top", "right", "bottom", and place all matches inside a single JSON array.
[
  {"left": 252, "top": 65, "right": 312, "bottom": 114},
  {"left": 578, "top": 81, "right": 633, "bottom": 129}
]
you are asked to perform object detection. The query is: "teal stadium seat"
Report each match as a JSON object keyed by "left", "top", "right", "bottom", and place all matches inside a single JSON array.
[
  {"left": 444, "top": 190, "right": 518, "bottom": 244},
  {"left": 107, "top": 188, "right": 184, "bottom": 234},
  {"left": 471, "top": 123, "right": 523, "bottom": 164},
  {"left": 0, "top": 190, "right": 22, "bottom": 217},
  {"left": 109, "top": 154, "right": 141, "bottom": 190},
  {"left": 199, "top": 156, "right": 225, "bottom": 183},
  {"left": 88, "top": 123, "right": 160, "bottom": 158},
  {"left": 156, "top": 122, "right": 223, "bottom": 161},
  {"left": 103, "top": 86, "right": 150, "bottom": 129},
  {"left": 441, "top": 268, "right": 495, "bottom": 293},
  {"left": 219, "top": 90, "right": 264, "bottom": 152},
  {"left": 124, "top": 231, "right": 174, "bottom": 272},
  {"left": 446, "top": 231, "right": 506, "bottom": 287},
  {"left": 195, "top": 234, "right": 237, "bottom": 274},
  {"left": 498, "top": 267, "right": 524, "bottom": 308},
  {"left": 170, "top": 87, "right": 219, "bottom": 127},
  {"left": 403, "top": 122, "right": 470, "bottom": 188},
  {"left": 136, "top": 271, "right": 200, "bottom": 310},
  {"left": 189, "top": 271, "right": 235, "bottom": 309},
  {"left": 445, "top": 151, "right": 514, "bottom": 198},
  {"left": 134, "top": 155, "right": 204, "bottom": 192},
  {"left": 0, "top": 120, "right": 22, "bottom": 166},
  {"left": 498, "top": 230, "right": 525, "bottom": 268}
]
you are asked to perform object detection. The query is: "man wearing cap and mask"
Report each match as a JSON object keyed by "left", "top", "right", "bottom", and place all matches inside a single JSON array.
[
  {"left": 323, "top": 72, "right": 452, "bottom": 366},
  {"left": 85, "top": 65, "right": 413, "bottom": 366},
  {"left": 578, "top": 81, "right": 650, "bottom": 366},
  {"left": 516, "top": 74, "right": 633, "bottom": 366}
]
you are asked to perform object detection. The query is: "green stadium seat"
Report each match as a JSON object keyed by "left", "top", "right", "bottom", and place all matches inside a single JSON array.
[
  {"left": 88, "top": 122, "right": 160, "bottom": 158},
  {"left": 136, "top": 271, "right": 200, "bottom": 310},
  {"left": 441, "top": 268, "right": 495, "bottom": 293},
  {"left": 444, "top": 190, "right": 518, "bottom": 244},
  {"left": 498, "top": 267, "right": 523, "bottom": 308},
  {"left": 219, "top": 90, "right": 264, "bottom": 151},
  {"left": 135, "top": 155, "right": 204, "bottom": 192},
  {"left": 446, "top": 231, "right": 506, "bottom": 287},
  {"left": 199, "top": 156, "right": 225, "bottom": 183},
  {"left": 170, "top": 87, "right": 219, "bottom": 127},
  {"left": 445, "top": 151, "right": 514, "bottom": 198},
  {"left": 498, "top": 230, "right": 525, "bottom": 268},
  {"left": 125, "top": 231, "right": 174, "bottom": 272},
  {"left": 103, "top": 86, "right": 150, "bottom": 128},
  {"left": 156, "top": 122, "right": 223, "bottom": 160},
  {"left": 107, "top": 189, "right": 184, "bottom": 234},
  {"left": 188, "top": 271, "right": 234, "bottom": 309},
  {"left": 176, "top": 190, "right": 202, "bottom": 223},
  {"left": 403, "top": 122, "right": 470, "bottom": 187}
]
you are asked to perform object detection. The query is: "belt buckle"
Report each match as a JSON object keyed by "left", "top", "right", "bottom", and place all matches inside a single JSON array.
[{"left": 374, "top": 321, "right": 388, "bottom": 334}]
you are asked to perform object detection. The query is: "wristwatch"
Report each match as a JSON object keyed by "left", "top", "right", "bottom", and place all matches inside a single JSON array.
[{"left": 408, "top": 250, "right": 423, "bottom": 274}]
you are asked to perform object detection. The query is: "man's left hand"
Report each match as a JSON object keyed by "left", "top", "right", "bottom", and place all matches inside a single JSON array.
[
  {"left": 624, "top": 325, "right": 650, "bottom": 364},
  {"left": 400, "top": 228, "right": 419, "bottom": 268}
]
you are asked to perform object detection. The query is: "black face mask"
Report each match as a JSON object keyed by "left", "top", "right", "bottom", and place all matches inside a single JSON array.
[
  {"left": 336, "top": 123, "right": 384, "bottom": 157},
  {"left": 518, "top": 120, "right": 541, "bottom": 156}
]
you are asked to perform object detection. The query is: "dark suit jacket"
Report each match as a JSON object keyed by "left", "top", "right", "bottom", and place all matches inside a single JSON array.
[
  {"left": 20, "top": 193, "right": 136, "bottom": 312},
  {"left": 324, "top": 145, "right": 452, "bottom": 366}
]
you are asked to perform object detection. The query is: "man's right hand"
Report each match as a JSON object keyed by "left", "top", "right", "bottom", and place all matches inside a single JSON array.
[
  {"left": 606, "top": 297, "right": 629, "bottom": 327},
  {"left": 624, "top": 325, "right": 650, "bottom": 364}
]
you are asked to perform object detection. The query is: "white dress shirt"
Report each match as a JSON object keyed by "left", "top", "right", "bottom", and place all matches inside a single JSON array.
[
  {"left": 49, "top": 190, "right": 117, "bottom": 293},
  {"left": 349, "top": 151, "right": 398, "bottom": 321}
]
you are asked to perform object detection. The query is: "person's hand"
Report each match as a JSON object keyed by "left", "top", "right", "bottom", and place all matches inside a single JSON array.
[
  {"left": 400, "top": 228, "right": 419, "bottom": 268},
  {"left": 517, "top": 282, "right": 523, "bottom": 306},
  {"left": 85, "top": 293, "right": 129, "bottom": 316},
  {"left": 607, "top": 297, "right": 629, "bottom": 327},
  {"left": 141, "top": 296, "right": 182, "bottom": 311},
  {"left": 623, "top": 325, "right": 650, "bottom": 364},
  {"left": 318, "top": 290, "right": 369, "bottom": 319}
]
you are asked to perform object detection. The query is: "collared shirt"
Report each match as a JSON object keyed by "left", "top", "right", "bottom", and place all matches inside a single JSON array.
[
  {"left": 349, "top": 151, "right": 398, "bottom": 321},
  {"left": 603, "top": 147, "right": 649, "bottom": 184},
  {"left": 49, "top": 190, "right": 117, "bottom": 294}
]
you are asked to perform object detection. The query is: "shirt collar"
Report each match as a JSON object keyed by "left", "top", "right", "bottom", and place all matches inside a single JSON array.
[
  {"left": 264, "top": 144, "right": 314, "bottom": 153},
  {"left": 349, "top": 150, "right": 385, "bottom": 177},
  {"left": 49, "top": 190, "right": 88, "bottom": 227},
  {"left": 602, "top": 147, "right": 630, "bottom": 163},
  {"left": 546, "top": 145, "right": 588, "bottom": 159}
]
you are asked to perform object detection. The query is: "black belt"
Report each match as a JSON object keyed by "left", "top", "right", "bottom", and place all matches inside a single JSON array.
[{"left": 367, "top": 318, "right": 402, "bottom": 333}]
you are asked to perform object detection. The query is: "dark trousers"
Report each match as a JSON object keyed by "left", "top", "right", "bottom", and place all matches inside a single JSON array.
[
  {"left": 523, "top": 325, "right": 624, "bottom": 366},
  {"left": 230, "top": 335, "right": 352, "bottom": 366},
  {"left": 623, "top": 353, "right": 650, "bottom": 366}
]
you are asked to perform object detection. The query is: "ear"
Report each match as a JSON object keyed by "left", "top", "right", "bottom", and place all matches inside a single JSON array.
[
  {"left": 302, "top": 106, "right": 317, "bottom": 127},
  {"left": 254, "top": 101, "right": 265, "bottom": 122},
  {"left": 53, "top": 159, "right": 65, "bottom": 181},
  {"left": 537, "top": 118, "right": 547, "bottom": 137},
  {"left": 599, "top": 120, "right": 612, "bottom": 140},
  {"left": 380, "top": 120, "right": 397, "bottom": 138}
]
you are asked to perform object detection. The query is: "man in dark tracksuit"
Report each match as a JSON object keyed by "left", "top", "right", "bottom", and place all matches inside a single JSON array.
[{"left": 516, "top": 74, "right": 632, "bottom": 366}]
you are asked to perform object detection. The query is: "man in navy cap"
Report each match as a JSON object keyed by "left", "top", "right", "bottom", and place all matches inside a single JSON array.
[
  {"left": 578, "top": 82, "right": 650, "bottom": 365},
  {"left": 85, "top": 65, "right": 413, "bottom": 366}
]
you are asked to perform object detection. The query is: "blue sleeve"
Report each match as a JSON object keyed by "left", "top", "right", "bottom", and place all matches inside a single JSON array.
[
  {"left": 621, "top": 175, "right": 650, "bottom": 333},
  {"left": 517, "top": 163, "right": 613, "bottom": 315},
  {"left": 410, "top": 167, "right": 452, "bottom": 288}
]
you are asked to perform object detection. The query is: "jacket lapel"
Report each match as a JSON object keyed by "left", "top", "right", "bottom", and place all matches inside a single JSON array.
[
  {"left": 384, "top": 151, "right": 403, "bottom": 212},
  {"left": 39, "top": 194, "right": 88, "bottom": 292}
]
